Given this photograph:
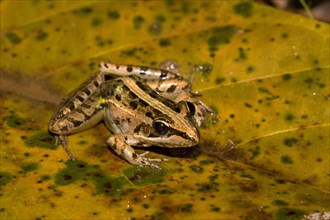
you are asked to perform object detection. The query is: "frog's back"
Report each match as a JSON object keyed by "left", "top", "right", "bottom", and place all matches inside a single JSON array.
[{"left": 101, "top": 76, "right": 188, "bottom": 134}]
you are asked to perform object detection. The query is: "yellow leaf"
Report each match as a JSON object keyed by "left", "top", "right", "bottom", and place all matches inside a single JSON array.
[{"left": 1, "top": 1, "right": 329, "bottom": 219}]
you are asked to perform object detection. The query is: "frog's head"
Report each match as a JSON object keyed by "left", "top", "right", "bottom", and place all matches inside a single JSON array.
[{"left": 134, "top": 115, "right": 200, "bottom": 148}]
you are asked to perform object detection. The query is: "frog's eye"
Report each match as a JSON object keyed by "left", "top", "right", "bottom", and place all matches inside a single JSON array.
[
  {"left": 153, "top": 120, "right": 169, "bottom": 135},
  {"left": 185, "top": 101, "right": 196, "bottom": 116}
]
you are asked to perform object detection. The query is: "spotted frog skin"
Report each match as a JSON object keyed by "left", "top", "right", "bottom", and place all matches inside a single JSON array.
[{"left": 49, "top": 62, "right": 212, "bottom": 167}]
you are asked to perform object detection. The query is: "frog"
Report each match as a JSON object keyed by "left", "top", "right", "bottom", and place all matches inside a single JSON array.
[{"left": 49, "top": 62, "right": 212, "bottom": 167}]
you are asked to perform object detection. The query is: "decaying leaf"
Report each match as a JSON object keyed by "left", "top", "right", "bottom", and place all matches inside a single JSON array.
[{"left": 1, "top": 1, "right": 329, "bottom": 219}]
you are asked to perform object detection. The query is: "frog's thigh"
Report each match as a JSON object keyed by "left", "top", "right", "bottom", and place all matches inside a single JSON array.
[{"left": 107, "top": 134, "right": 162, "bottom": 166}]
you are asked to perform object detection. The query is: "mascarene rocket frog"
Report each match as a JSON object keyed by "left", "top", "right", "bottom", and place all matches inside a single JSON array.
[{"left": 49, "top": 62, "right": 212, "bottom": 167}]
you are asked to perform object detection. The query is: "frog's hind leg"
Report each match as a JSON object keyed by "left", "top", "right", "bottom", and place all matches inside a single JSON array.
[
  {"left": 99, "top": 61, "right": 180, "bottom": 80},
  {"left": 55, "top": 135, "right": 76, "bottom": 161}
]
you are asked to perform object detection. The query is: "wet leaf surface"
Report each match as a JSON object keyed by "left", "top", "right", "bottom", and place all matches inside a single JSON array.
[{"left": 1, "top": 1, "right": 329, "bottom": 219}]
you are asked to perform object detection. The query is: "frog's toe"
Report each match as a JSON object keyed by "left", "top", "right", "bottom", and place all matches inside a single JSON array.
[
  {"left": 138, "top": 154, "right": 168, "bottom": 168},
  {"left": 139, "top": 151, "right": 150, "bottom": 157},
  {"left": 139, "top": 152, "right": 168, "bottom": 162},
  {"left": 139, "top": 162, "right": 161, "bottom": 169}
]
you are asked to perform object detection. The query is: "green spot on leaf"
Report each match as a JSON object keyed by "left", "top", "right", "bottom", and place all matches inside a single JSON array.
[
  {"left": 151, "top": 212, "right": 166, "bottom": 220},
  {"left": 197, "top": 182, "right": 218, "bottom": 192},
  {"left": 91, "top": 18, "right": 102, "bottom": 27},
  {"left": 0, "top": 172, "right": 14, "bottom": 188},
  {"left": 272, "top": 200, "right": 289, "bottom": 206},
  {"left": 148, "top": 15, "right": 166, "bottom": 36},
  {"left": 55, "top": 160, "right": 90, "bottom": 185},
  {"left": 180, "top": 203, "right": 193, "bottom": 213},
  {"left": 258, "top": 87, "right": 270, "bottom": 94},
  {"left": 73, "top": 6, "right": 93, "bottom": 15},
  {"left": 249, "top": 146, "right": 260, "bottom": 159},
  {"left": 283, "top": 137, "right": 298, "bottom": 147},
  {"left": 282, "top": 74, "right": 292, "bottom": 81},
  {"left": 122, "top": 166, "right": 167, "bottom": 187},
  {"left": 5, "top": 32, "right": 22, "bottom": 45},
  {"left": 36, "top": 32, "right": 48, "bottom": 41},
  {"left": 77, "top": 140, "right": 87, "bottom": 145},
  {"left": 238, "top": 47, "right": 248, "bottom": 60},
  {"left": 246, "top": 65, "right": 255, "bottom": 73},
  {"left": 305, "top": 77, "right": 313, "bottom": 84},
  {"left": 281, "top": 155, "right": 293, "bottom": 164},
  {"left": 196, "top": 63, "right": 213, "bottom": 78},
  {"left": 24, "top": 131, "right": 57, "bottom": 149},
  {"left": 208, "top": 174, "right": 218, "bottom": 182},
  {"left": 21, "top": 162, "right": 39, "bottom": 172},
  {"left": 6, "top": 114, "right": 27, "bottom": 128},
  {"left": 284, "top": 113, "right": 295, "bottom": 122},
  {"left": 215, "top": 77, "right": 226, "bottom": 84},
  {"left": 121, "top": 48, "right": 139, "bottom": 57},
  {"left": 148, "top": 23, "right": 163, "bottom": 36},
  {"left": 159, "top": 38, "right": 171, "bottom": 47},
  {"left": 210, "top": 205, "right": 221, "bottom": 212},
  {"left": 154, "top": 187, "right": 174, "bottom": 195},
  {"left": 180, "top": 2, "right": 191, "bottom": 14},
  {"left": 233, "top": 2, "right": 253, "bottom": 18},
  {"left": 208, "top": 25, "right": 237, "bottom": 54},
  {"left": 154, "top": 15, "right": 166, "bottom": 23},
  {"left": 55, "top": 160, "right": 137, "bottom": 195},
  {"left": 142, "top": 204, "right": 149, "bottom": 209},
  {"left": 244, "top": 102, "right": 252, "bottom": 108},
  {"left": 107, "top": 11, "right": 120, "bottom": 20},
  {"left": 133, "top": 16, "right": 145, "bottom": 29},
  {"left": 93, "top": 173, "right": 126, "bottom": 196},
  {"left": 38, "top": 175, "right": 51, "bottom": 183},
  {"left": 94, "top": 36, "right": 112, "bottom": 47},
  {"left": 189, "top": 165, "right": 204, "bottom": 173},
  {"left": 200, "top": 159, "right": 214, "bottom": 165},
  {"left": 273, "top": 208, "right": 305, "bottom": 220}
]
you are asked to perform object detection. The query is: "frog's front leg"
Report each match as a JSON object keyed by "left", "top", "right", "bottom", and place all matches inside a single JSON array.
[{"left": 107, "top": 134, "right": 165, "bottom": 168}]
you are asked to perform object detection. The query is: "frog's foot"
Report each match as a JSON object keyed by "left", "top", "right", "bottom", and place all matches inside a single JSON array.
[
  {"left": 107, "top": 135, "right": 167, "bottom": 168},
  {"left": 55, "top": 135, "right": 76, "bottom": 161},
  {"left": 137, "top": 152, "right": 169, "bottom": 168}
]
